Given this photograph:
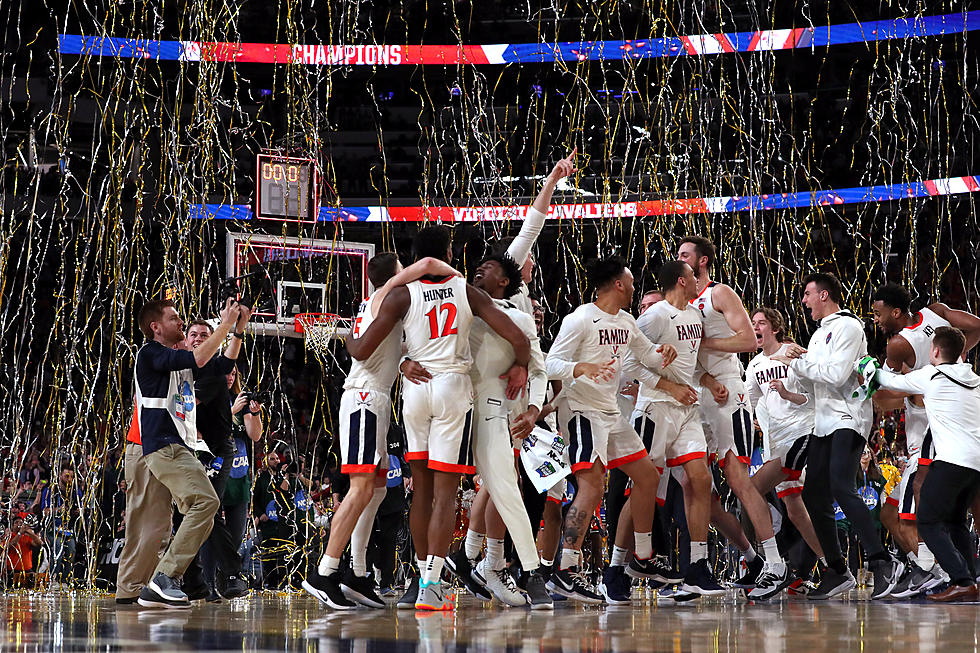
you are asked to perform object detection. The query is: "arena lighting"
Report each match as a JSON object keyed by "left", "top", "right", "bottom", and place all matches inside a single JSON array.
[
  {"left": 59, "top": 11, "right": 979, "bottom": 65},
  {"left": 188, "top": 174, "right": 980, "bottom": 223}
]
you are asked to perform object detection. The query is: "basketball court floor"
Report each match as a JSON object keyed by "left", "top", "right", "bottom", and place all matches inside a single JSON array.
[{"left": 2, "top": 588, "right": 974, "bottom": 652}]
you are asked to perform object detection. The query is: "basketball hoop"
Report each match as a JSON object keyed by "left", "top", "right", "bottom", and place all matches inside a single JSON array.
[{"left": 295, "top": 313, "right": 342, "bottom": 353}]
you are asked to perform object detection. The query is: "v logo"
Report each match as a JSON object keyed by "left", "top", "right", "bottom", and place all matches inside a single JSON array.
[{"left": 358, "top": 392, "right": 370, "bottom": 402}]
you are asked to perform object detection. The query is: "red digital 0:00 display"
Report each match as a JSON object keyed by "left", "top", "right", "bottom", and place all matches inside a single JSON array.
[{"left": 255, "top": 153, "right": 319, "bottom": 222}]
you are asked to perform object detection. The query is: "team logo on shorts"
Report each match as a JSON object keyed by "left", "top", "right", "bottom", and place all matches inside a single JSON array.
[
  {"left": 535, "top": 461, "right": 557, "bottom": 478},
  {"left": 736, "top": 393, "right": 748, "bottom": 408},
  {"left": 356, "top": 391, "right": 371, "bottom": 406}
]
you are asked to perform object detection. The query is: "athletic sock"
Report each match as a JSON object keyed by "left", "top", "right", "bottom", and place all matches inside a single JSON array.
[
  {"left": 559, "top": 548, "right": 581, "bottom": 570},
  {"left": 417, "top": 556, "right": 427, "bottom": 574},
  {"left": 540, "top": 557, "right": 554, "bottom": 568},
  {"left": 351, "top": 486, "right": 386, "bottom": 577},
  {"left": 742, "top": 545, "right": 758, "bottom": 562},
  {"left": 634, "top": 532, "right": 653, "bottom": 560},
  {"left": 464, "top": 529, "right": 486, "bottom": 561},
  {"left": 917, "top": 542, "right": 936, "bottom": 571},
  {"left": 761, "top": 536, "right": 784, "bottom": 568},
  {"left": 610, "top": 545, "right": 630, "bottom": 567},
  {"left": 486, "top": 537, "right": 506, "bottom": 571},
  {"left": 318, "top": 555, "right": 341, "bottom": 576},
  {"left": 690, "top": 541, "right": 708, "bottom": 563},
  {"left": 422, "top": 555, "right": 445, "bottom": 585}
]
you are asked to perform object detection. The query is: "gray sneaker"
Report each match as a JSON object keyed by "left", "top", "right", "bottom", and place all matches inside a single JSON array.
[
  {"left": 415, "top": 580, "right": 453, "bottom": 610},
  {"left": 138, "top": 572, "right": 191, "bottom": 609},
  {"left": 870, "top": 557, "right": 905, "bottom": 600},
  {"left": 807, "top": 567, "right": 856, "bottom": 600}
]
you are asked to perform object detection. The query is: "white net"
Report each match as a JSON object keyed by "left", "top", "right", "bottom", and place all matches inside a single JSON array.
[{"left": 296, "top": 314, "right": 342, "bottom": 354}]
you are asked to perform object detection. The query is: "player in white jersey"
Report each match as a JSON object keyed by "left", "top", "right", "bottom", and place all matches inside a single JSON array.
[
  {"left": 743, "top": 307, "right": 825, "bottom": 599},
  {"left": 613, "top": 260, "right": 727, "bottom": 599},
  {"left": 870, "top": 282, "right": 980, "bottom": 595},
  {"left": 347, "top": 225, "right": 531, "bottom": 611},
  {"left": 774, "top": 273, "right": 904, "bottom": 600},
  {"left": 544, "top": 256, "right": 678, "bottom": 603},
  {"left": 302, "top": 253, "right": 458, "bottom": 610},
  {"left": 677, "top": 236, "right": 787, "bottom": 590}
]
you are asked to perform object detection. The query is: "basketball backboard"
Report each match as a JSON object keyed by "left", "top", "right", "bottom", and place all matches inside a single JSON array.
[{"left": 225, "top": 232, "right": 374, "bottom": 338}]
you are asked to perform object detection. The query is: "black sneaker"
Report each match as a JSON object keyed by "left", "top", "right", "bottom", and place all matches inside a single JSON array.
[
  {"left": 732, "top": 556, "right": 765, "bottom": 589},
  {"left": 301, "top": 570, "right": 356, "bottom": 610},
  {"left": 546, "top": 567, "right": 604, "bottom": 605},
  {"left": 598, "top": 565, "right": 632, "bottom": 605},
  {"left": 205, "top": 588, "right": 222, "bottom": 603},
  {"left": 341, "top": 570, "right": 386, "bottom": 609},
  {"left": 747, "top": 563, "right": 793, "bottom": 600},
  {"left": 396, "top": 577, "right": 420, "bottom": 610},
  {"left": 115, "top": 596, "right": 139, "bottom": 605},
  {"left": 446, "top": 550, "right": 492, "bottom": 600},
  {"left": 217, "top": 574, "right": 248, "bottom": 600},
  {"left": 627, "top": 555, "right": 684, "bottom": 584},
  {"left": 138, "top": 572, "right": 191, "bottom": 609},
  {"left": 680, "top": 559, "right": 726, "bottom": 596},
  {"left": 870, "top": 556, "right": 905, "bottom": 600},
  {"left": 519, "top": 569, "right": 554, "bottom": 611},
  {"left": 807, "top": 567, "right": 856, "bottom": 600}
]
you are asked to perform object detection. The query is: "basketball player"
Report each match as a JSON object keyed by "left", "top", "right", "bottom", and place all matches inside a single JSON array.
[
  {"left": 677, "top": 236, "right": 788, "bottom": 589},
  {"left": 302, "top": 253, "right": 458, "bottom": 610},
  {"left": 773, "top": 273, "right": 904, "bottom": 600},
  {"left": 868, "top": 327, "right": 980, "bottom": 602},
  {"left": 607, "top": 260, "right": 725, "bottom": 602},
  {"left": 544, "top": 256, "right": 678, "bottom": 603},
  {"left": 744, "top": 307, "right": 825, "bottom": 599},
  {"left": 870, "top": 282, "right": 980, "bottom": 595},
  {"left": 346, "top": 225, "right": 531, "bottom": 611}
]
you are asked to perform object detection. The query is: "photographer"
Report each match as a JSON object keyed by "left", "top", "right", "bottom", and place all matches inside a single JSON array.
[{"left": 4, "top": 514, "right": 42, "bottom": 588}]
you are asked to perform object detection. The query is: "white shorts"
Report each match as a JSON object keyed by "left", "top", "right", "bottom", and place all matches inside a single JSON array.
[
  {"left": 557, "top": 404, "right": 646, "bottom": 473},
  {"left": 762, "top": 430, "right": 811, "bottom": 480},
  {"left": 885, "top": 458, "right": 920, "bottom": 521},
  {"left": 546, "top": 479, "right": 568, "bottom": 504},
  {"left": 699, "top": 377, "right": 754, "bottom": 467},
  {"left": 339, "top": 388, "right": 391, "bottom": 475},
  {"left": 775, "top": 468, "right": 805, "bottom": 499},
  {"left": 402, "top": 372, "right": 475, "bottom": 474},
  {"left": 631, "top": 402, "right": 707, "bottom": 469}
]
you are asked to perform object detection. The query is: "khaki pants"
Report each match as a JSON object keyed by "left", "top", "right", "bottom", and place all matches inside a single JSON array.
[
  {"left": 115, "top": 443, "right": 173, "bottom": 599},
  {"left": 143, "top": 443, "right": 220, "bottom": 579}
]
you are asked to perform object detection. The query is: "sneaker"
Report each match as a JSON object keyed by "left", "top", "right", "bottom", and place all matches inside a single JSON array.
[
  {"left": 301, "top": 570, "right": 357, "bottom": 610},
  {"left": 138, "top": 572, "right": 191, "bottom": 609},
  {"left": 446, "top": 551, "right": 492, "bottom": 601},
  {"left": 475, "top": 559, "right": 527, "bottom": 607},
  {"left": 182, "top": 578, "right": 210, "bottom": 602},
  {"left": 626, "top": 555, "right": 684, "bottom": 584},
  {"left": 657, "top": 585, "right": 698, "bottom": 603},
  {"left": 889, "top": 565, "right": 919, "bottom": 598},
  {"left": 807, "top": 567, "right": 856, "bottom": 600},
  {"left": 217, "top": 574, "right": 248, "bottom": 600},
  {"left": 115, "top": 596, "right": 139, "bottom": 605},
  {"left": 599, "top": 566, "right": 632, "bottom": 605},
  {"left": 546, "top": 567, "right": 604, "bottom": 605},
  {"left": 519, "top": 570, "right": 554, "bottom": 611},
  {"left": 747, "top": 563, "right": 793, "bottom": 600},
  {"left": 680, "top": 559, "right": 726, "bottom": 596},
  {"left": 396, "top": 577, "right": 420, "bottom": 610},
  {"left": 340, "top": 571, "right": 386, "bottom": 609},
  {"left": 870, "top": 556, "right": 905, "bottom": 600},
  {"left": 415, "top": 580, "right": 453, "bottom": 611},
  {"left": 205, "top": 588, "right": 222, "bottom": 603},
  {"left": 379, "top": 586, "right": 397, "bottom": 598},
  {"left": 732, "top": 556, "right": 765, "bottom": 589}
]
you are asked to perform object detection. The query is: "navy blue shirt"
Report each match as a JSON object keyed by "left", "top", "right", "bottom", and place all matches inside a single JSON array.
[{"left": 135, "top": 341, "right": 198, "bottom": 455}]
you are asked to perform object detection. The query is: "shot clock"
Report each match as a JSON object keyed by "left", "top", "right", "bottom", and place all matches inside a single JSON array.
[{"left": 254, "top": 153, "right": 319, "bottom": 222}]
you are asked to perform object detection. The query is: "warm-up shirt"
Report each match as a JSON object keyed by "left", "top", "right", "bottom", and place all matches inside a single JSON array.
[{"left": 134, "top": 341, "right": 199, "bottom": 455}]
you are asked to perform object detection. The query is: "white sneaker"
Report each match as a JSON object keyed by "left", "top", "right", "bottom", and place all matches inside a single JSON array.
[{"left": 475, "top": 559, "right": 528, "bottom": 607}]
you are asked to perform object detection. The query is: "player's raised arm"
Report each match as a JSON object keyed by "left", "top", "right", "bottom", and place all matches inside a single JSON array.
[
  {"left": 508, "top": 150, "right": 577, "bottom": 266},
  {"left": 346, "top": 287, "right": 410, "bottom": 361},
  {"left": 699, "top": 284, "right": 757, "bottom": 353},
  {"left": 370, "top": 257, "right": 461, "bottom": 316},
  {"left": 930, "top": 303, "right": 980, "bottom": 354}
]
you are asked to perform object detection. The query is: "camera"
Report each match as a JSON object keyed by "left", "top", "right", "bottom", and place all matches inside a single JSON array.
[
  {"left": 218, "top": 271, "right": 271, "bottom": 310},
  {"left": 243, "top": 390, "right": 271, "bottom": 405}
]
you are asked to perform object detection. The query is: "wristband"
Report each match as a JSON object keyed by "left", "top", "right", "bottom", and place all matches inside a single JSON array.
[{"left": 233, "top": 332, "right": 244, "bottom": 339}]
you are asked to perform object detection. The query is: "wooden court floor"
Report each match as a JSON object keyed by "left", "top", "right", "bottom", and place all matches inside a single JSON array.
[{"left": 2, "top": 588, "right": 977, "bottom": 652}]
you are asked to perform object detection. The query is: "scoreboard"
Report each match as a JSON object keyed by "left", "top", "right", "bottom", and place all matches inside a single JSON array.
[{"left": 255, "top": 153, "right": 319, "bottom": 222}]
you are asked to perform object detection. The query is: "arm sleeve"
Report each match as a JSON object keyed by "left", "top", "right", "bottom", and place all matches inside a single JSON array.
[
  {"left": 545, "top": 312, "right": 583, "bottom": 382},
  {"left": 875, "top": 367, "right": 930, "bottom": 394},
  {"left": 507, "top": 207, "right": 546, "bottom": 266},
  {"left": 790, "top": 320, "right": 866, "bottom": 386},
  {"left": 147, "top": 346, "right": 197, "bottom": 372}
]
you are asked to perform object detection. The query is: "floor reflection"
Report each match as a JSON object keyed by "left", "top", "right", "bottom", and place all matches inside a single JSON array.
[{"left": 2, "top": 590, "right": 977, "bottom": 652}]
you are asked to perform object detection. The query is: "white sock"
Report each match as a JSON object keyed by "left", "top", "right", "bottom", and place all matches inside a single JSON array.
[
  {"left": 486, "top": 537, "right": 506, "bottom": 571},
  {"left": 610, "top": 545, "right": 630, "bottom": 567},
  {"left": 742, "top": 545, "right": 758, "bottom": 562},
  {"left": 351, "top": 486, "right": 386, "bottom": 576},
  {"left": 634, "top": 532, "right": 653, "bottom": 560},
  {"left": 318, "top": 554, "right": 341, "bottom": 577},
  {"left": 690, "top": 541, "right": 708, "bottom": 562},
  {"left": 540, "top": 557, "right": 554, "bottom": 568},
  {"left": 417, "top": 556, "right": 426, "bottom": 573},
  {"left": 422, "top": 555, "right": 445, "bottom": 585},
  {"left": 560, "top": 548, "right": 581, "bottom": 570},
  {"left": 917, "top": 542, "right": 936, "bottom": 571},
  {"left": 761, "top": 536, "right": 784, "bottom": 567},
  {"left": 464, "top": 529, "right": 486, "bottom": 561}
]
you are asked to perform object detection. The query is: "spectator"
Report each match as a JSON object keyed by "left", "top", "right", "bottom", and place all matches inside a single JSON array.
[{"left": 4, "top": 515, "right": 42, "bottom": 588}]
